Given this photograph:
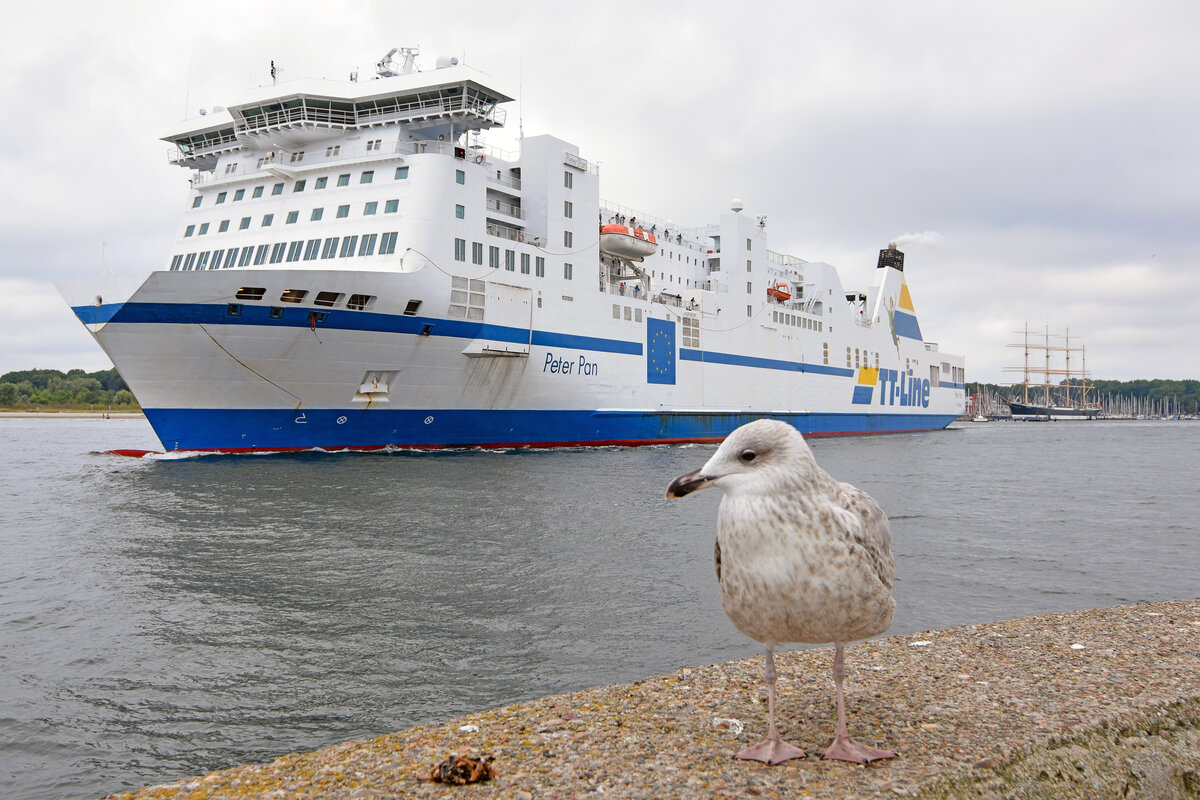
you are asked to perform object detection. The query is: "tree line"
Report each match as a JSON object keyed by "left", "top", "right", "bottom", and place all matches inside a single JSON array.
[
  {"left": 0, "top": 368, "right": 138, "bottom": 410},
  {"left": 967, "top": 378, "right": 1200, "bottom": 415}
]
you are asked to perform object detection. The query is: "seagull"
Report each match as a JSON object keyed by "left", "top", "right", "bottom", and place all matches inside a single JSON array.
[{"left": 666, "top": 419, "right": 896, "bottom": 765}]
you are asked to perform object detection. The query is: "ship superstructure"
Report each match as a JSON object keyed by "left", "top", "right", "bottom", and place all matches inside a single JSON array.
[{"left": 62, "top": 49, "right": 966, "bottom": 452}]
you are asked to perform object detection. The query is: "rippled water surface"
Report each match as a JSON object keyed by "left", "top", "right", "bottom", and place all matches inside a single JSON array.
[{"left": 1, "top": 417, "right": 1196, "bottom": 799}]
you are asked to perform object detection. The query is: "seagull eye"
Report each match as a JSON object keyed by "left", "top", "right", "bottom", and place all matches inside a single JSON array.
[{"left": 740, "top": 449, "right": 757, "bottom": 462}]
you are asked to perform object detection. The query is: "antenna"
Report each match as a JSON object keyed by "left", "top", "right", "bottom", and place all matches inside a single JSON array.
[{"left": 519, "top": 51, "right": 525, "bottom": 140}]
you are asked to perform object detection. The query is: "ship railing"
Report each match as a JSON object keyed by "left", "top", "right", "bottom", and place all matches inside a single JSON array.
[
  {"left": 600, "top": 201, "right": 709, "bottom": 252},
  {"left": 768, "top": 249, "right": 807, "bottom": 267},
  {"left": 237, "top": 96, "right": 507, "bottom": 136},
  {"left": 486, "top": 223, "right": 537, "bottom": 244},
  {"left": 168, "top": 131, "right": 241, "bottom": 165},
  {"left": 486, "top": 171, "right": 522, "bottom": 191},
  {"left": 486, "top": 198, "right": 525, "bottom": 219}
]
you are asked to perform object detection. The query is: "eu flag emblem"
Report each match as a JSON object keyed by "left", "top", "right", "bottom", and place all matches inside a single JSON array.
[{"left": 647, "top": 318, "right": 676, "bottom": 385}]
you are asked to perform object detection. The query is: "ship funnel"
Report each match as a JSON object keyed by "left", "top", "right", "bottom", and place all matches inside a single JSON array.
[{"left": 877, "top": 243, "right": 905, "bottom": 271}]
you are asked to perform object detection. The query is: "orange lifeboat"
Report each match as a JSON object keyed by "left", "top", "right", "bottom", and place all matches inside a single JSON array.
[
  {"left": 599, "top": 224, "right": 658, "bottom": 259},
  {"left": 766, "top": 282, "right": 791, "bottom": 302}
]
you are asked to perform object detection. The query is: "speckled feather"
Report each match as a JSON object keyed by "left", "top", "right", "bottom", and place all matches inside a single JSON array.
[{"left": 703, "top": 419, "right": 895, "bottom": 647}]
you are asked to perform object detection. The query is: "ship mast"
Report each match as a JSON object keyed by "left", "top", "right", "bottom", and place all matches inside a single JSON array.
[{"left": 1005, "top": 322, "right": 1093, "bottom": 409}]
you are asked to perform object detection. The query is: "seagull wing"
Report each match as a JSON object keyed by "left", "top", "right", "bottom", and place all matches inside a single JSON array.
[{"left": 831, "top": 481, "right": 895, "bottom": 592}]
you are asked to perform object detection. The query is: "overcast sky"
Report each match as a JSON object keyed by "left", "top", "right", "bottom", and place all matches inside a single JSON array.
[{"left": 2, "top": 0, "right": 1197, "bottom": 382}]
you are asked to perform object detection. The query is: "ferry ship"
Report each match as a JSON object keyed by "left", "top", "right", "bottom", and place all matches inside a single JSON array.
[{"left": 61, "top": 48, "right": 966, "bottom": 452}]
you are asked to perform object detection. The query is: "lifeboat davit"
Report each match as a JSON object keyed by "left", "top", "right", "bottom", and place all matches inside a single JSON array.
[
  {"left": 766, "top": 282, "right": 791, "bottom": 302},
  {"left": 599, "top": 224, "right": 658, "bottom": 259}
]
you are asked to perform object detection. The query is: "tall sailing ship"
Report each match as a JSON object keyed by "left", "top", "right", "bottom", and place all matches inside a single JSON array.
[
  {"left": 60, "top": 48, "right": 966, "bottom": 452},
  {"left": 1004, "top": 324, "right": 1101, "bottom": 420}
]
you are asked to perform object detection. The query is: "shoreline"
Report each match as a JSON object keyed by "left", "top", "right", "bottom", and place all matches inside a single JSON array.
[
  {"left": 0, "top": 411, "right": 144, "bottom": 419},
  {"left": 100, "top": 598, "right": 1199, "bottom": 799}
]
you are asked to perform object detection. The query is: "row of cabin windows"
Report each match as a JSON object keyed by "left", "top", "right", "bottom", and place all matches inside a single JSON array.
[
  {"left": 183, "top": 199, "right": 401, "bottom": 237},
  {"left": 452, "top": 238, "right": 556, "bottom": 278},
  {"left": 228, "top": 287, "right": 378, "bottom": 311},
  {"left": 847, "top": 348, "right": 881, "bottom": 369},
  {"left": 190, "top": 166, "right": 410, "bottom": 209},
  {"left": 169, "top": 232, "right": 399, "bottom": 271},
  {"left": 772, "top": 310, "right": 823, "bottom": 332}
]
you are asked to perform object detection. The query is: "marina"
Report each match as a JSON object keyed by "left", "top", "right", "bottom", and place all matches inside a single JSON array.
[{"left": 58, "top": 48, "right": 965, "bottom": 453}]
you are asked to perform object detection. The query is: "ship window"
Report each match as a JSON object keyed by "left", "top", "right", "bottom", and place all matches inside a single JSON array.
[
  {"left": 395, "top": 166, "right": 409, "bottom": 180},
  {"left": 270, "top": 243, "right": 286, "bottom": 263},
  {"left": 320, "top": 237, "right": 339, "bottom": 259},
  {"left": 237, "top": 246, "right": 254, "bottom": 266},
  {"left": 746, "top": 237, "right": 752, "bottom": 250},
  {"left": 636, "top": 309, "right": 643, "bottom": 322},
  {"left": 253, "top": 245, "right": 269, "bottom": 265},
  {"left": 303, "top": 239, "right": 321, "bottom": 260},
  {"left": 385, "top": 199, "right": 399, "bottom": 213},
  {"left": 236, "top": 287, "right": 266, "bottom": 300},
  {"left": 252, "top": 186, "right": 264, "bottom": 199},
  {"left": 281, "top": 289, "right": 307, "bottom": 304},
  {"left": 746, "top": 259, "right": 752, "bottom": 272},
  {"left": 270, "top": 306, "right": 284, "bottom": 319},
  {"left": 747, "top": 305, "right": 752, "bottom": 317},
  {"left": 564, "top": 231, "right": 573, "bottom": 248},
  {"left": 227, "top": 303, "right": 242, "bottom": 317},
  {"left": 196, "top": 251, "right": 210, "bottom": 270},
  {"left": 564, "top": 262, "right": 574, "bottom": 280},
  {"left": 403, "top": 300, "right": 422, "bottom": 316},
  {"left": 286, "top": 241, "right": 303, "bottom": 262},
  {"left": 520, "top": 253, "right": 530, "bottom": 274},
  {"left": 325, "top": 145, "right": 340, "bottom": 157},
  {"left": 239, "top": 217, "right": 251, "bottom": 230},
  {"left": 358, "top": 233, "right": 377, "bottom": 256},
  {"left": 488, "top": 246, "right": 500, "bottom": 268},
  {"left": 184, "top": 224, "right": 195, "bottom": 237},
  {"left": 234, "top": 188, "right": 245, "bottom": 202},
  {"left": 337, "top": 174, "right": 350, "bottom": 187},
  {"left": 223, "top": 249, "right": 238, "bottom": 268},
  {"left": 930, "top": 365, "right": 940, "bottom": 387},
  {"left": 364, "top": 201, "right": 377, "bottom": 215},
  {"left": 219, "top": 220, "right": 230, "bottom": 233},
  {"left": 624, "top": 306, "right": 632, "bottom": 321},
  {"left": 456, "top": 169, "right": 465, "bottom": 184},
  {"left": 505, "top": 249, "right": 515, "bottom": 270},
  {"left": 846, "top": 347, "right": 852, "bottom": 367},
  {"left": 535, "top": 256, "right": 545, "bottom": 277},
  {"left": 360, "top": 170, "right": 374, "bottom": 184},
  {"left": 216, "top": 192, "right": 227, "bottom": 204},
  {"left": 198, "top": 222, "right": 209, "bottom": 235},
  {"left": 337, "top": 205, "right": 350, "bottom": 219},
  {"left": 272, "top": 183, "right": 284, "bottom": 195},
  {"left": 315, "top": 176, "right": 328, "bottom": 190},
  {"left": 455, "top": 204, "right": 465, "bottom": 219},
  {"left": 192, "top": 196, "right": 202, "bottom": 208},
  {"left": 564, "top": 200, "right": 573, "bottom": 218},
  {"left": 347, "top": 294, "right": 375, "bottom": 311},
  {"left": 262, "top": 214, "right": 273, "bottom": 227},
  {"left": 823, "top": 343, "right": 829, "bottom": 364},
  {"left": 380, "top": 232, "right": 398, "bottom": 255},
  {"left": 315, "top": 291, "right": 343, "bottom": 307},
  {"left": 311, "top": 208, "right": 324, "bottom": 221},
  {"left": 472, "top": 242, "right": 483, "bottom": 264},
  {"left": 454, "top": 238, "right": 466, "bottom": 262},
  {"left": 564, "top": 170, "right": 573, "bottom": 189},
  {"left": 339, "top": 236, "right": 357, "bottom": 257},
  {"left": 293, "top": 180, "right": 306, "bottom": 192},
  {"left": 747, "top": 281, "right": 752, "bottom": 294},
  {"left": 169, "top": 254, "right": 182, "bottom": 271},
  {"left": 182, "top": 252, "right": 196, "bottom": 270},
  {"left": 286, "top": 211, "right": 298, "bottom": 224},
  {"left": 612, "top": 304, "right": 621, "bottom": 319}
]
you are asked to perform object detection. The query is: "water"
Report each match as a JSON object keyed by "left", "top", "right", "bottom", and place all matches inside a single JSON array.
[{"left": 1, "top": 418, "right": 1196, "bottom": 799}]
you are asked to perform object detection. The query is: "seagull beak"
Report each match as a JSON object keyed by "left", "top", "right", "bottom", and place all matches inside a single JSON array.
[{"left": 665, "top": 470, "right": 717, "bottom": 498}]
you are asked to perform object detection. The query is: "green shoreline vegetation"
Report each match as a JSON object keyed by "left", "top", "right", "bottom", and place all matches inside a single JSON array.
[{"left": 0, "top": 368, "right": 139, "bottom": 413}]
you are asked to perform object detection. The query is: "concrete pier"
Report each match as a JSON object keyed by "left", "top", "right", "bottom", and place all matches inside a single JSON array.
[{"left": 102, "top": 598, "right": 1199, "bottom": 799}]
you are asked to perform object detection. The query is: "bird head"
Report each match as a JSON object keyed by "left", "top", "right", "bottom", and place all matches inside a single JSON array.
[{"left": 665, "top": 419, "right": 815, "bottom": 499}]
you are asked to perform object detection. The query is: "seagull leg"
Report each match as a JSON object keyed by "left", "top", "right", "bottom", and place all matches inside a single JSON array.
[
  {"left": 822, "top": 643, "right": 895, "bottom": 764},
  {"left": 736, "top": 646, "right": 806, "bottom": 764}
]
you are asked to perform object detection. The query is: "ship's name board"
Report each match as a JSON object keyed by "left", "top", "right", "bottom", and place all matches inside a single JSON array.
[
  {"left": 563, "top": 152, "right": 589, "bottom": 171},
  {"left": 878, "top": 368, "right": 930, "bottom": 408},
  {"left": 544, "top": 351, "right": 598, "bottom": 377}
]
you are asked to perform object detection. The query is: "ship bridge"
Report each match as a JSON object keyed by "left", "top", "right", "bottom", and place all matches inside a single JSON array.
[{"left": 165, "top": 52, "right": 513, "bottom": 170}]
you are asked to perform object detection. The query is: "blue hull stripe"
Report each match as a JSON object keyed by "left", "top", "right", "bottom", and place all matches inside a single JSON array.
[
  {"left": 72, "top": 302, "right": 643, "bottom": 356},
  {"left": 680, "top": 348, "right": 854, "bottom": 377},
  {"left": 143, "top": 407, "right": 960, "bottom": 451}
]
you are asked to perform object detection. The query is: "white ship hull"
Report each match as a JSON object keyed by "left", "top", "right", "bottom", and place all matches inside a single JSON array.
[{"left": 61, "top": 49, "right": 965, "bottom": 452}]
